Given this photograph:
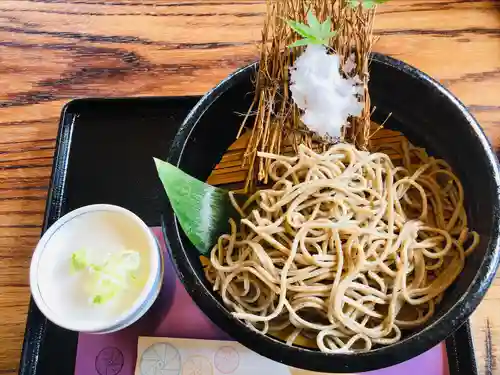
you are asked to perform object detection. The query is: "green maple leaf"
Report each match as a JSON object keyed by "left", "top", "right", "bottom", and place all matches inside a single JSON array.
[
  {"left": 286, "top": 11, "right": 337, "bottom": 48},
  {"left": 348, "top": 0, "right": 390, "bottom": 9}
]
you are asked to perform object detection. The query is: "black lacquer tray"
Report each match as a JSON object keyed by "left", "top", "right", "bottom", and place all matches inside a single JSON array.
[{"left": 18, "top": 97, "right": 478, "bottom": 375}]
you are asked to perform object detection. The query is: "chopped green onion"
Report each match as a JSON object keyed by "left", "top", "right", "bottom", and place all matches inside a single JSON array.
[
  {"left": 71, "top": 248, "right": 89, "bottom": 273},
  {"left": 70, "top": 248, "right": 141, "bottom": 305}
]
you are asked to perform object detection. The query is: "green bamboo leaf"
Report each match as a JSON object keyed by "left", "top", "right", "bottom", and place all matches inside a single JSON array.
[{"left": 154, "top": 158, "right": 242, "bottom": 256}]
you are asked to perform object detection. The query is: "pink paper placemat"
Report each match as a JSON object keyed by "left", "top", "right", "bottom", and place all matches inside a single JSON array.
[{"left": 75, "top": 227, "right": 449, "bottom": 375}]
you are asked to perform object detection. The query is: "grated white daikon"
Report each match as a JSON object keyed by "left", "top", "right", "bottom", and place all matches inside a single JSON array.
[{"left": 290, "top": 45, "right": 364, "bottom": 139}]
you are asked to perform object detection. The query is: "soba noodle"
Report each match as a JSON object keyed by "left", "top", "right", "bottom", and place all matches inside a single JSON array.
[{"left": 205, "top": 141, "right": 479, "bottom": 353}]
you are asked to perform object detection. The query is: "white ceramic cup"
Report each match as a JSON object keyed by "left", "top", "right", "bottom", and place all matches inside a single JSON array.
[{"left": 30, "top": 204, "right": 163, "bottom": 333}]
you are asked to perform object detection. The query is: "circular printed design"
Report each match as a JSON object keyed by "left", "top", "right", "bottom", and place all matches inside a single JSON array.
[
  {"left": 140, "top": 343, "right": 181, "bottom": 375},
  {"left": 95, "top": 347, "right": 124, "bottom": 375},
  {"left": 181, "top": 355, "right": 213, "bottom": 375},
  {"left": 214, "top": 346, "right": 239, "bottom": 374}
]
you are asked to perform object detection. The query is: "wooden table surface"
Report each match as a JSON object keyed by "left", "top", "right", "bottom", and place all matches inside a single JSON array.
[{"left": 0, "top": 0, "right": 499, "bottom": 374}]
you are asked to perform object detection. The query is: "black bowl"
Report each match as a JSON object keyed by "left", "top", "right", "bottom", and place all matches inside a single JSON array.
[{"left": 161, "top": 53, "right": 500, "bottom": 372}]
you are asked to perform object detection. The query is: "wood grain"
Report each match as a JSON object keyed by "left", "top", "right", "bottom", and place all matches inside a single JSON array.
[{"left": 0, "top": 1, "right": 498, "bottom": 375}]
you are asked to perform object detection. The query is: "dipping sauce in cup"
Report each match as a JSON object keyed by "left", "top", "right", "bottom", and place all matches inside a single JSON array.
[{"left": 30, "top": 204, "right": 163, "bottom": 333}]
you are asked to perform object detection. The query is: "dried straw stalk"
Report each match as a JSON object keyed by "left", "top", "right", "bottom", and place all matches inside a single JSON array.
[{"left": 238, "top": 0, "right": 375, "bottom": 192}]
